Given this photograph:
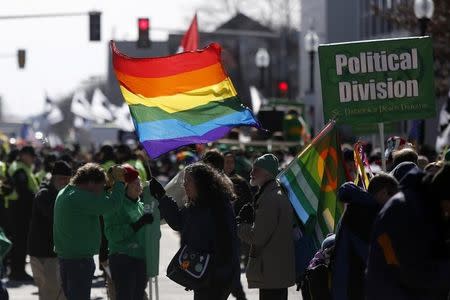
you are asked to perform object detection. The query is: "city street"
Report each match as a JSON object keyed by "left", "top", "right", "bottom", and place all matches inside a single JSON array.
[
  {"left": 5, "top": 224, "right": 300, "bottom": 300},
  {"left": 1, "top": 1, "right": 449, "bottom": 299}
]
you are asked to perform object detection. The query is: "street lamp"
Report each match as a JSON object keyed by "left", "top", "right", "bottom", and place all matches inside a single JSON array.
[
  {"left": 304, "top": 29, "right": 319, "bottom": 93},
  {"left": 414, "top": 0, "right": 434, "bottom": 145},
  {"left": 414, "top": 0, "right": 434, "bottom": 35},
  {"left": 255, "top": 48, "right": 270, "bottom": 90}
]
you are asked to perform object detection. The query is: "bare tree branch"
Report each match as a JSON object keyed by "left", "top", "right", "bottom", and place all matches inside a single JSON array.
[{"left": 373, "top": 0, "right": 450, "bottom": 97}]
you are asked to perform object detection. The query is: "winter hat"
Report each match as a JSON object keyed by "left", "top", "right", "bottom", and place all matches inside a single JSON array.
[
  {"left": 390, "top": 161, "right": 418, "bottom": 182},
  {"left": 122, "top": 164, "right": 139, "bottom": 183},
  {"left": 20, "top": 146, "right": 37, "bottom": 157},
  {"left": 253, "top": 154, "right": 279, "bottom": 177},
  {"left": 51, "top": 161, "right": 73, "bottom": 176}
]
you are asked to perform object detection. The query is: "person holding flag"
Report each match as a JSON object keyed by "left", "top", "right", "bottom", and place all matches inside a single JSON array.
[
  {"left": 237, "top": 154, "right": 295, "bottom": 300},
  {"left": 149, "top": 163, "right": 239, "bottom": 299},
  {"left": 104, "top": 164, "right": 154, "bottom": 300}
]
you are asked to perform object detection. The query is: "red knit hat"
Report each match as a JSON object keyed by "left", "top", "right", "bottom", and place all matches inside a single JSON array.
[{"left": 122, "top": 164, "right": 139, "bottom": 183}]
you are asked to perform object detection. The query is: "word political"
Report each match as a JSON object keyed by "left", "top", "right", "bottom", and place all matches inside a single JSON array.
[{"left": 336, "top": 49, "right": 419, "bottom": 102}]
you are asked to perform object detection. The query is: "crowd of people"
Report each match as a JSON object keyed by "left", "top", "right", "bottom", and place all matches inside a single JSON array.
[{"left": 0, "top": 136, "right": 448, "bottom": 300}]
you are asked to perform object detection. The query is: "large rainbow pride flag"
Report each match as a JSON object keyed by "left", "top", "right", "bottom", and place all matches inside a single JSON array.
[{"left": 111, "top": 42, "right": 260, "bottom": 158}]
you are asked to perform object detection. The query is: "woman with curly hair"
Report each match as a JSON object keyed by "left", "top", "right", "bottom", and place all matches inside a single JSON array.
[{"left": 149, "top": 162, "right": 240, "bottom": 300}]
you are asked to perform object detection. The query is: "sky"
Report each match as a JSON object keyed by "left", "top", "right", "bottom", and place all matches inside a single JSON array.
[
  {"left": 0, "top": 0, "right": 205, "bottom": 120},
  {"left": 0, "top": 1, "right": 301, "bottom": 121}
]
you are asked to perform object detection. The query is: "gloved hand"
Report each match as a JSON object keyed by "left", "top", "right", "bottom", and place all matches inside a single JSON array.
[
  {"left": 108, "top": 165, "right": 126, "bottom": 183},
  {"left": 131, "top": 213, "right": 154, "bottom": 232},
  {"left": 237, "top": 203, "right": 254, "bottom": 224},
  {"left": 149, "top": 177, "right": 166, "bottom": 200}
]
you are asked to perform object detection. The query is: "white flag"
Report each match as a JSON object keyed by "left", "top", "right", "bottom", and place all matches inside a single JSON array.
[
  {"left": 436, "top": 125, "right": 450, "bottom": 152},
  {"left": 91, "top": 89, "right": 114, "bottom": 124},
  {"left": 73, "top": 116, "right": 87, "bottom": 128},
  {"left": 71, "top": 91, "right": 94, "bottom": 120},
  {"left": 436, "top": 91, "right": 450, "bottom": 152},
  {"left": 250, "top": 86, "right": 266, "bottom": 115},
  {"left": 44, "top": 97, "right": 64, "bottom": 125},
  {"left": 114, "top": 103, "right": 135, "bottom": 132}
]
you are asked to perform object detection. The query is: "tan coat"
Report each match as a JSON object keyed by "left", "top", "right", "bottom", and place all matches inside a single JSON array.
[{"left": 238, "top": 180, "right": 296, "bottom": 289}]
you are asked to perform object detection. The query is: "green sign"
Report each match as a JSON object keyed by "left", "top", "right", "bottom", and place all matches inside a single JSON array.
[
  {"left": 319, "top": 37, "right": 435, "bottom": 125},
  {"left": 348, "top": 122, "right": 399, "bottom": 135}
]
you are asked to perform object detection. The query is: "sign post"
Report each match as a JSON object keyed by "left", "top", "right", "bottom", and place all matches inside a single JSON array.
[
  {"left": 318, "top": 37, "right": 436, "bottom": 158},
  {"left": 378, "top": 123, "right": 386, "bottom": 171}
]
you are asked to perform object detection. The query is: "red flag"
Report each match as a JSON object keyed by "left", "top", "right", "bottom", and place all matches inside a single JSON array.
[{"left": 179, "top": 14, "right": 198, "bottom": 52}]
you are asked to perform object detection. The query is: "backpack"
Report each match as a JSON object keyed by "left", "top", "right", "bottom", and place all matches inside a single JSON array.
[{"left": 300, "top": 234, "right": 335, "bottom": 300}]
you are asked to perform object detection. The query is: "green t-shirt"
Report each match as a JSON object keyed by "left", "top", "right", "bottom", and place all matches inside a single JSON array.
[{"left": 53, "top": 182, "right": 125, "bottom": 259}]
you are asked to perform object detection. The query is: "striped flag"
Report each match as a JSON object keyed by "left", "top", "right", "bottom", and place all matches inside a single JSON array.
[
  {"left": 111, "top": 42, "right": 260, "bottom": 158},
  {"left": 278, "top": 121, "right": 347, "bottom": 243},
  {"left": 353, "top": 141, "right": 372, "bottom": 189}
]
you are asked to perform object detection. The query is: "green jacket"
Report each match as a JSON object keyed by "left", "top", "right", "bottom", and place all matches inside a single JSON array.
[
  {"left": 104, "top": 195, "right": 146, "bottom": 259},
  {"left": 8, "top": 161, "right": 39, "bottom": 192},
  {"left": 53, "top": 182, "right": 125, "bottom": 259},
  {"left": 0, "top": 161, "right": 6, "bottom": 178},
  {"left": 35, "top": 170, "right": 49, "bottom": 185},
  {"left": 142, "top": 181, "right": 161, "bottom": 277},
  {"left": 4, "top": 161, "right": 39, "bottom": 207}
]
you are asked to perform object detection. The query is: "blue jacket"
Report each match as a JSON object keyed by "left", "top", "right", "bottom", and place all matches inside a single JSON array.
[
  {"left": 366, "top": 169, "right": 450, "bottom": 300},
  {"left": 158, "top": 196, "right": 240, "bottom": 287},
  {"left": 332, "top": 182, "right": 380, "bottom": 300}
]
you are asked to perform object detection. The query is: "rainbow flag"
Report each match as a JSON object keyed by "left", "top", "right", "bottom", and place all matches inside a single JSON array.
[{"left": 111, "top": 42, "right": 260, "bottom": 158}]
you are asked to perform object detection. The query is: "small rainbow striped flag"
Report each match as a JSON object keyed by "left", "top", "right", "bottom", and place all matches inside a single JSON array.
[{"left": 111, "top": 42, "right": 260, "bottom": 158}]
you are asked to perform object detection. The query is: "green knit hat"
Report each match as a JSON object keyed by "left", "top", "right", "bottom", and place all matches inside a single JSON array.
[{"left": 253, "top": 154, "right": 279, "bottom": 177}]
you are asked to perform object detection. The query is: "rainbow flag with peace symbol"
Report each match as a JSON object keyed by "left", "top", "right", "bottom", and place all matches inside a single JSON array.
[
  {"left": 111, "top": 42, "right": 260, "bottom": 158},
  {"left": 278, "top": 121, "right": 347, "bottom": 243}
]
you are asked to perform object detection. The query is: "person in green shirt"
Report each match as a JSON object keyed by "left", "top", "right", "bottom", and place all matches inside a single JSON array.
[
  {"left": 54, "top": 163, "right": 126, "bottom": 300},
  {"left": 104, "top": 165, "right": 154, "bottom": 300}
]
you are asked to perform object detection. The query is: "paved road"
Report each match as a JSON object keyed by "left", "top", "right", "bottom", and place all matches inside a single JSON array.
[{"left": 5, "top": 225, "right": 301, "bottom": 299}]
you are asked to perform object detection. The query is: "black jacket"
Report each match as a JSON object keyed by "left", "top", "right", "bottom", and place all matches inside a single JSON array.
[
  {"left": 27, "top": 181, "right": 58, "bottom": 257},
  {"left": 158, "top": 195, "right": 240, "bottom": 287},
  {"left": 332, "top": 182, "right": 380, "bottom": 300},
  {"left": 12, "top": 169, "right": 35, "bottom": 215},
  {"left": 366, "top": 169, "right": 450, "bottom": 300}
]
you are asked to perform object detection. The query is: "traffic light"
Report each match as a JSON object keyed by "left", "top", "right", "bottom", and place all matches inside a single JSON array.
[
  {"left": 137, "top": 18, "right": 151, "bottom": 48},
  {"left": 277, "top": 81, "right": 289, "bottom": 97},
  {"left": 89, "top": 11, "right": 101, "bottom": 41},
  {"left": 17, "top": 49, "right": 26, "bottom": 69}
]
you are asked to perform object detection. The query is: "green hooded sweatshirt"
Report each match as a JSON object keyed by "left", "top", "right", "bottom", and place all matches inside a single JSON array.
[
  {"left": 104, "top": 195, "right": 146, "bottom": 259},
  {"left": 54, "top": 182, "right": 125, "bottom": 259}
]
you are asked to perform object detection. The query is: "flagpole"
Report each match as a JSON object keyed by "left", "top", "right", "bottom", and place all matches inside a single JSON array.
[
  {"left": 378, "top": 123, "right": 386, "bottom": 171},
  {"left": 142, "top": 151, "right": 159, "bottom": 300}
]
